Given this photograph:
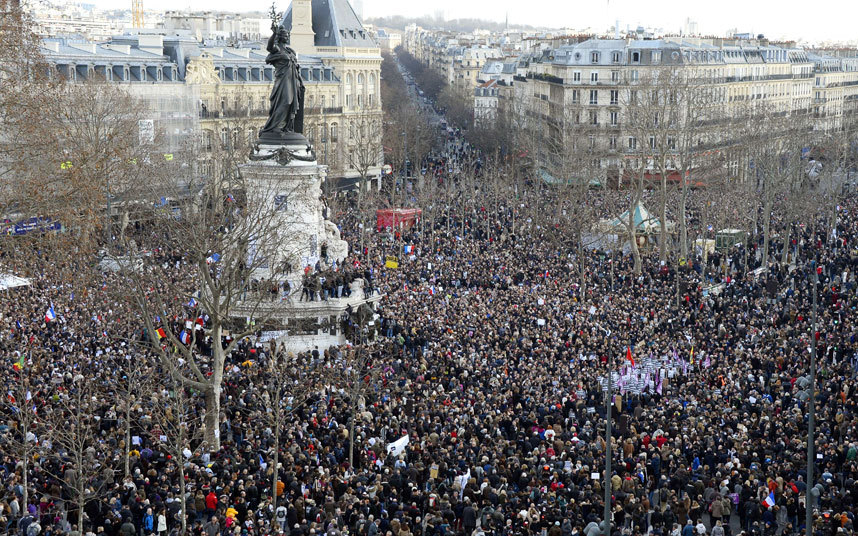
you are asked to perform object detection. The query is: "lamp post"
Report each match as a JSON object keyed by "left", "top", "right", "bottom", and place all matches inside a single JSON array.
[
  {"left": 323, "top": 104, "right": 330, "bottom": 197},
  {"left": 598, "top": 323, "right": 613, "bottom": 536},
  {"left": 806, "top": 259, "right": 818, "bottom": 536}
]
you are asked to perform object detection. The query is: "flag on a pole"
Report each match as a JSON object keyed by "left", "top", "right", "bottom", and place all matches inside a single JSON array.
[
  {"left": 179, "top": 330, "right": 191, "bottom": 345},
  {"left": 762, "top": 492, "right": 775, "bottom": 508},
  {"left": 156, "top": 328, "right": 167, "bottom": 339},
  {"left": 188, "top": 297, "right": 197, "bottom": 308},
  {"left": 45, "top": 305, "right": 56, "bottom": 322},
  {"left": 386, "top": 434, "right": 410, "bottom": 455},
  {"left": 12, "top": 354, "right": 25, "bottom": 371},
  {"left": 626, "top": 346, "right": 635, "bottom": 367}
]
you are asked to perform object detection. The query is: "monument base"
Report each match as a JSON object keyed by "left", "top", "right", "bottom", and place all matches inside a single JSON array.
[
  {"left": 258, "top": 129, "right": 308, "bottom": 147},
  {"left": 234, "top": 142, "right": 370, "bottom": 353}
]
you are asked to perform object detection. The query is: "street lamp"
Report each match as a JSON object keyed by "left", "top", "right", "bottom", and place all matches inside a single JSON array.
[
  {"left": 597, "top": 323, "right": 613, "bottom": 536},
  {"left": 806, "top": 259, "right": 818, "bottom": 535}
]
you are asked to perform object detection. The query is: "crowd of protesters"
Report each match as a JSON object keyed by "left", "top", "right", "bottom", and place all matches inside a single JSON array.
[{"left": 3, "top": 140, "right": 858, "bottom": 536}]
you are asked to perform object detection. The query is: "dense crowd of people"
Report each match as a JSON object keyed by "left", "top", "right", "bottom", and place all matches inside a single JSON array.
[{"left": 3, "top": 129, "right": 858, "bottom": 536}]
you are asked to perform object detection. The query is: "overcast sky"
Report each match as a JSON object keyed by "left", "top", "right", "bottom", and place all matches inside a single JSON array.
[
  {"left": 85, "top": 0, "right": 854, "bottom": 44},
  {"left": 360, "top": 0, "right": 853, "bottom": 43}
]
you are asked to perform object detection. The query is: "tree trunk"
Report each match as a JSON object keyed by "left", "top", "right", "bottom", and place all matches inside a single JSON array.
[
  {"left": 21, "top": 450, "right": 29, "bottom": 520},
  {"left": 203, "top": 324, "right": 225, "bottom": 452},
  {"left": 178, "top": 446, "right": 188, "bottom": 535},
  {"left": 124, "top": 402, "right": 131, "bottom": 477},
  {"left": 78, "top": 491, "right": 85, "bottom": 533},
  {"left": 762, "top": 196, "right": 773, "bottom": 268},
  {"left": 348, "top": 402, "right": 357, "bottom": 469},
  {"left": 203, "top": 385, "right": 221, "bottom": 451},
  {"left": 781, "top": 225, "right": 790, "bottom": 265}
]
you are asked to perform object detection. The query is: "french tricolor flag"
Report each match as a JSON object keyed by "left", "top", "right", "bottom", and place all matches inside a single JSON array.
[
  {"left": 188, "top": 297, "right": 197, "bottom": 308},
  {"left": 179, "top": 330, "right": 191, "bottom": 345},
  {"left": 45, "top": 305, "right": 56, "bottom": 323},
  {"left": 762, "top": 492, "right": 775, "bottom": 508}
]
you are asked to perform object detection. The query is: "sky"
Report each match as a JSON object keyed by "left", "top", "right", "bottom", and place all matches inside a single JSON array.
[
  {"left": 82, "top": 0, "right": 855, "bottom": 44},
  {"left": 359, "top": 0, "right": 854, "bottom": 43}
]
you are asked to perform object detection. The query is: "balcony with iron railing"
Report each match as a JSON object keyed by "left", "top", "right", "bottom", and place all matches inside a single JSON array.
[
  {"left": 200, "top": 108, "right": 268, "bottom": 119},
  {"left": 305, "top": 107, "right": 344, "bottom": 115}
]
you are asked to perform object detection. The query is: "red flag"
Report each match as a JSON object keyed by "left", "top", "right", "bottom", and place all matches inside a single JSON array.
[
  {"left": 156, "top": 328, "right": 166, "bottom": 339},
  {"left": 626, "top": 346, "right": 635, "bottom": 367}
]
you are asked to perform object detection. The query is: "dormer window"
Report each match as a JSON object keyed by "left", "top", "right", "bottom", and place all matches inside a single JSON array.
[
  {"left": 612, "top": 51, "right": 621, "bottom": 63},
  {"left": 591, "top": 51, "right": 600, "bottom": 63}
]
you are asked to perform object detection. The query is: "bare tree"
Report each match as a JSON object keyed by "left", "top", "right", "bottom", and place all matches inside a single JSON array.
[
  {"left": 114, "top": 353, "right": 153, "bottom": 479},
  {"left": 619, "top": 82, "right": 650, "bottom": 274},
  {"left": 745, "top": 104, "right": 812, "bottom": 267},
  {"left": 44, "top": 378, "right": 116, "bottom": 532},
  {"left": 336, "top": 345, "right": 381, "bottom": 470},
  {"left": 0, "top": 349, "right": 43, "bottom": 517},
  {"left": 7, "top": 82, "right": 161, "bottom": 246},
  {"left": 347, "top": 113, "right": 383, "bottom": 255},
  {"left": 251, "top": 340, "right": 332, "bottom": 519},
  {"left": 146, "top": 368, "right": 204, "bottom": 536}
]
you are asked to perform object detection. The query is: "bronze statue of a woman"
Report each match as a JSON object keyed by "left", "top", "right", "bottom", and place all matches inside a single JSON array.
[{"left": 259, "top": 25, "right": 306, "bottom": 144}]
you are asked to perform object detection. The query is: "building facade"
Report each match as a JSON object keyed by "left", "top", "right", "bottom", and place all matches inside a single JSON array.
[
  {"left": 504, "top": 38, "right": 840, "bottom": 183},
  {"left": 39, "top": 0, "right": 382, "bottom": 189},
  {"left": 809, "top": 53, "right": 858, "bottom": 132}
]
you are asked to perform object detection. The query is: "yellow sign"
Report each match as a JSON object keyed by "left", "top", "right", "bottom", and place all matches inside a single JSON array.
[
  {"left": 164, "top": 153, "right": 174, "bottom": 161},
  {"left": 385, "top": 256, "right": 399, "bottom": 269}
]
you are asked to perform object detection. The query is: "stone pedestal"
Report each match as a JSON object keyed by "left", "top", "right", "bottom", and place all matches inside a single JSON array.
[
  {"left": 235, "top": 142, "right": 370, "bottom": 353},
  {"left": 240, "top": 143, "right": 348, "bottom": 284}
]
